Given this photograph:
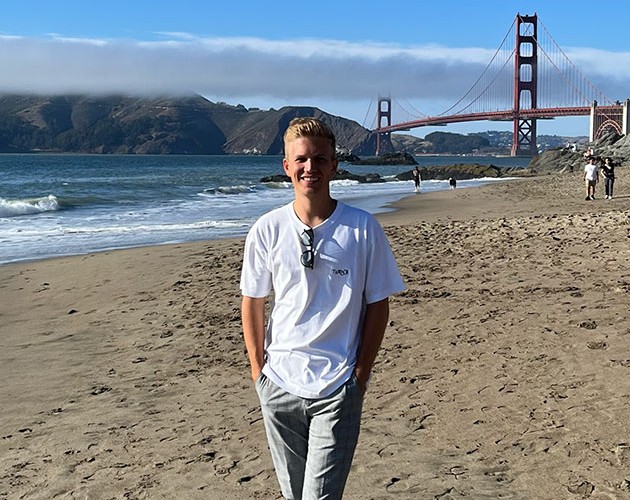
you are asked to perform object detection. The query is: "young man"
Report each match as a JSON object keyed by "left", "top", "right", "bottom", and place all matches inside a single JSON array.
[
  {"left": 240, "top": 117, "right": 405, "bottom": 499},
  {"left": 583, "top": 157, "right": 599, "bottom": 200}
]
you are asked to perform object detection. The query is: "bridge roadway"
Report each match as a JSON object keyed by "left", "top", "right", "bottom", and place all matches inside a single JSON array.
[{"left": 376, "top": 105, "right": 623, "bottom": 134}]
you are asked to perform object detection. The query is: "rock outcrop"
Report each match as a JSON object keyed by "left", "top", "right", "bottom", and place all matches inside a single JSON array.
[
  {"left": 260, "top": 169, "right": 385, "bottom": 184},
  {"left": 347, "top": 152, "right": 418, "bottom": 166},
  {"left": 396, "top": 163, "right": 527, "bottom": 181},
  {"left": 526, "top": 132, "right": 630, "bottom": 174}
]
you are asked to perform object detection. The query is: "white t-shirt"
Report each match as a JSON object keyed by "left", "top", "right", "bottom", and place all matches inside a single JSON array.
[
  {"left": 240, "top": 201, "right": 405, "bottom": 398},
  {"left": 584, "top": 162, "right": 598, "bottom": 181}
]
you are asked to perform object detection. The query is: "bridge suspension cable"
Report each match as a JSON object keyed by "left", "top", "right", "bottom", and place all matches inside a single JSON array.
[
  {"left": 439, "top": 18, "right": 516, "bottom": 117},
  {"left": 362, "top": 97, "right": 375, "bottom": 129},
  {"left": 391, "top": 98, "right": 429, "bottom": 125},
  {"left": 535, "top": 18, "right": 613, "bottom": 108}
]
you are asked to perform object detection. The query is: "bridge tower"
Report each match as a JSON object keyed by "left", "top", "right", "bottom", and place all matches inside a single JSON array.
[
  {"left": 512, "top": 14, "right": 538, "bottom": 157},
  {"left": 590, "top": 100, "right": 629, "bottom": 140},
  {"left": 376, "top": 96, "right": 392, "bottom": 156}
]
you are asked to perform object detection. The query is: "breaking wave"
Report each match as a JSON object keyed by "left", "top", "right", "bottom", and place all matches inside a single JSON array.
[{"left": 0, "top": 195, "right": 60, "bottom": 217}]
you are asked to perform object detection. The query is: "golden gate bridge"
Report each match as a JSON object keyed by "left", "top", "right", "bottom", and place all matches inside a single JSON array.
[{"left": 374, "top": 13, "right": 629, "bottom": 156}]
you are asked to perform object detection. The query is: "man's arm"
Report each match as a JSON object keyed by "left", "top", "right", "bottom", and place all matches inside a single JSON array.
[
  {"left": 242, "top": 296, "right": 266, "bottom": 381},
  {"left": 354, "top": 298, "right": 390, "bottom": 391}
]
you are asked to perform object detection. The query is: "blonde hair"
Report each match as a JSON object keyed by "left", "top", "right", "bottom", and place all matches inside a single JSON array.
[{"left": 283, "top": 117, "right": 336, "bottom": 157}]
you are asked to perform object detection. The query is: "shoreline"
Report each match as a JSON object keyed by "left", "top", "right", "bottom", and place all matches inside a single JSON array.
[
  {"left": 2, "top": 171, "right": 630, "bottom": 498},
  {"left": 0, "top": 176, "right": 515, "bottom": 269},
  {"left": 0, "top": 174, "right": 472, "bottom": 266}
]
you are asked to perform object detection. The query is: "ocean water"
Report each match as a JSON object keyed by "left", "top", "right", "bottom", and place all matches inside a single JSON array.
[{"left": 0, "top": 154, "right": 530, "bottom": 265}]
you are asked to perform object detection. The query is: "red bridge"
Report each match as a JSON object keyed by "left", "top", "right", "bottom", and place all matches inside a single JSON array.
[{"left": 375, "top": 13, "right": 629, "bottom": 156}]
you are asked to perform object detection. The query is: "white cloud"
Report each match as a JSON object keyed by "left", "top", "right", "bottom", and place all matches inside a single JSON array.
[
  {"left": 0, "top": 32, "right": 627, "bottom": 128},
  {"left": 565, "top": 47, "right": 630, "bottom": 77},
  {"left": 0, "top": 33, "right": 505, "bottom": 99},
  {"left": 47, "top": 34, "right": 110, "bottom": 46}
]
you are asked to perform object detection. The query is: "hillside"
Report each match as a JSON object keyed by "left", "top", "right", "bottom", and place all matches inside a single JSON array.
[
  {"left": 391, "top": 130, "right": 588, "bottom": 155},
  {"left": 0, "top": 94, "right": 379, "bottom": 155}
]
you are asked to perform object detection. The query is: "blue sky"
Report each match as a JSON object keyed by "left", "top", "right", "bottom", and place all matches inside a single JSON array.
[{"left": 2, "top": 0, "right": 630, "bottom": 137}]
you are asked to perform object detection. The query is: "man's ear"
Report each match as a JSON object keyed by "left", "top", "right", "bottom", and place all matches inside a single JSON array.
[
  {"left": 332, "top": 158, "right": 339, "bottom": 174},
  {"left": 282, "top": 158, "right": 289, "bottom": 175}
]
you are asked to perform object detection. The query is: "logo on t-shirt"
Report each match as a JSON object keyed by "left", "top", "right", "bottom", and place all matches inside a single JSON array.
[{"left": 332, "top": 268, "right": 349, "bottom": 276}]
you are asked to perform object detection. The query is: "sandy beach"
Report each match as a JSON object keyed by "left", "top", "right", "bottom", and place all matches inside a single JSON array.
[{"left": 2, "top": 171, "right": 630, "bottom": 499}]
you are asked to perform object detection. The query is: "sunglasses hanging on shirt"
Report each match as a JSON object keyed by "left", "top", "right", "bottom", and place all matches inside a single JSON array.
[{"left": 300, "top": 228, "right": 314, "bottom": 269}]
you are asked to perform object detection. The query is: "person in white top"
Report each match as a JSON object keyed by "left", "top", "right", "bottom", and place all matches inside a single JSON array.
[
  {"left": 583, "top": 157, "right": 599, "bottom": 201},
  {"left": 241, "top": 118, "right": 405, "bottom": 499}
]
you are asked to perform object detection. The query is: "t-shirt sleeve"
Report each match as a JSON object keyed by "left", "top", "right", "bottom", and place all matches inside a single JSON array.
[
  {"left": 364, "top": 219, "right": 405, "bottom": 304},
  {"left": 240, "top": 224, "right": 272, "bottom": 298}
]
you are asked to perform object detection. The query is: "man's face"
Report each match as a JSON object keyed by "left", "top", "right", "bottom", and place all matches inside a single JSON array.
[{"left": 283, "top": 136, "right": 338, "bottom": 198}]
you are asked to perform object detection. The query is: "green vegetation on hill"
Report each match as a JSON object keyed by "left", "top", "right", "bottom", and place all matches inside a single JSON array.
[
  {"left": 424, "top": 131, "right": 490, "bottom": 154},
  {"left": 0, "top": 94, "right": 377, "bottom": 155}
]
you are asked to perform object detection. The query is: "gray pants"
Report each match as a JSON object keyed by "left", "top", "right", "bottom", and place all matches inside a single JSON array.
[{"left": 255, "top": 373, "right": 364, "bottom": 500}]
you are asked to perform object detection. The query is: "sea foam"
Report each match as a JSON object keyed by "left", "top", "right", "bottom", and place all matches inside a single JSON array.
[{"left": 0, "top": 195, "right": 59, "bottom": 217}]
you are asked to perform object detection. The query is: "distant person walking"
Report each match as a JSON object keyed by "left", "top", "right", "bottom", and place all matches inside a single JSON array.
[
  {"left": 448, "top": 177, "right": 457, "bottom": 189},
  {"left": 601, "top": 157, "right": 615, "bottom": 199},
  {"left": 583, "top": 157, "right": 599, "bottom": 201},
  {"left": 412, "top": 166, "right": 421, "bottom": 192}
]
